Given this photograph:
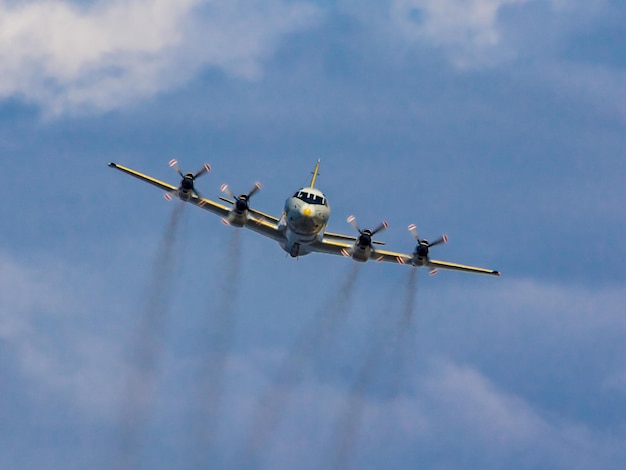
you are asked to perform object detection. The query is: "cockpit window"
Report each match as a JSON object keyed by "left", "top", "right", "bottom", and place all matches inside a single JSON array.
[{"left": 294, "top": 191, "right": 326, "bottom": 206}]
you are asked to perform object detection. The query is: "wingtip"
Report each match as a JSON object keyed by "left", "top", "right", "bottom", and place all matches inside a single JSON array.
[
  {"left": 108, "top": 162, "right": 117, "bottom": 168},
  {"left": 493, "top": 270, "right": 501, "bottom": 276}
]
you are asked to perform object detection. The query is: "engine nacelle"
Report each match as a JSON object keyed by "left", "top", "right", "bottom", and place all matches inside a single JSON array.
[
  {"left": 225, "top": 209, "right": 248, "bottom": 227},
  {"left": 178, "top": 187, "right": 192, "bottom": 200},
  {"left": 351, "top": 243, "right": 372, "bottom": 262},
  {"left": 411, "top": 242, "right": 430, "bottom": 267}
]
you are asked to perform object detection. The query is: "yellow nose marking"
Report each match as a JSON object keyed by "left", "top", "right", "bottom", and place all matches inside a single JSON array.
[{"left": 303, "top": 207, "right": 312, "bottom": 217}]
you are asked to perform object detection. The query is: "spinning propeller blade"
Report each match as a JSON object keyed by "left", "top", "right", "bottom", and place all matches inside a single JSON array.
[
  {"left": 220, "top": 184, "right": 236, "bottom": 199},
  {"left": 221, "top": 181, "right": 263, "bottom": 212},
  {"left": 168, "top": 159, "right": 210, "bottom": 198},
  {"left": 347, "top": 215, "right": 361, "bottom": 233},
  {"left": 194, "top": 163, "right": 211, "bottom": 179},
  {"left": 429, "top": 234, "right": 449, "bottom": 247},
  {"left": 371, "top": 220, "right": 389, "bottom": 236},
  {"left": 169, "top": 159, "right": 183, "bottom": 177},
  {"left": 247, "top": 182, "right": 262, "bottom": 199},
  {"left": 408, "top": 224, "right": 448, "bottom": 256},
  {"left": 347, "top": 216, "right": 388, "bottom": 247}
]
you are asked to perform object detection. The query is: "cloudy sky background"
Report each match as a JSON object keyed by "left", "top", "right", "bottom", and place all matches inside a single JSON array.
[{"left": 1, "top": 0, "right": 625, "bottom": 468}]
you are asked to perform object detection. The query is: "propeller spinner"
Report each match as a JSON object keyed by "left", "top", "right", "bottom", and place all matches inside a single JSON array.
[
  {"left": 219, "top": 181, "right": 263, "bottom": 227},
  {"left": 168, "top": 159, "right": 211, "bottom": 199},
  {"left": 347, "top": 215, "right": 389, "bottom": 248},
  {"left": 408, "top": 224, "right": 448, "bottom": 258},
  {"left": 220, "top": 182, "right": 262, "bottom": 213}
]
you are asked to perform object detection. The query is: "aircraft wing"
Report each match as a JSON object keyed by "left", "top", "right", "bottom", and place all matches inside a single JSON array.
[
  {"left": 364, "top": 247, "right": 500, "bottom": 276},
  {"left": 242, "top": 214, "right": 285, "bottom": 242},
  {"left": 310, "top": 239, "right": 412, "bottom": 263},
  {"left": 108, "top": 162, "right": 231, "bottom": 218},
  {"left": 218, "top": 196, "right": 280, "bottom": 223},
  {"left": 310, "top": 239, "right": 499, "bottom": 275},
  {"left": 310, "top": 237, "right": 352, "bottom": 256},
  {"left": 109, "top": 162, "right": 178, "bottom": 193},
  {"left": 368, "top": 248, "right": 413, "bottom": 264},
  {"left": 109, "top": 162, "right": 289, "bottom": 242},
  {"left": 368, "top": 250, "right": 501, "bottom": 275},
  {"left": 322, "top": 230, "right": 385, "bottom": 246},
  {"left": 428, "top": 259, "right": 501, "bottom": 276}
]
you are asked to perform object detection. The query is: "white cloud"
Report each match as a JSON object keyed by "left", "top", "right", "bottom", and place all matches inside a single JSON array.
[
  {"left": 423, "top": 359, "right": 546, "bottom": 442},
  {"left": 3, "top": 238, "right": 626, "bottom": 463},
  {"left": 0, "top": 0, "right": 321, "bottom": 115},
  {"left": 389, "top": 0, "right": 531, "bottom": 67},
  {"left": 0, "top": 253, "right": 126, "bottom": 416},
  {"left": 411, "top": 359, "right": 624, "bottom": 469},
  {"left": 243, "top": 354, "right": 626, "bottom": 469}
]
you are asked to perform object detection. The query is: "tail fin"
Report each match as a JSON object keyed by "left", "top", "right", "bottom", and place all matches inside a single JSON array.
[{"left": 310, "top": 159, "right": 321, "bottom": 188}]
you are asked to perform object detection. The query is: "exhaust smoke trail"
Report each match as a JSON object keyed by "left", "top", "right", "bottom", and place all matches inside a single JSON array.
[
  {"left": 332, "top": 269, "right": 419, "bottom": 468},
  {"left": 190, "top": 229, "right": 242, "bottom": 467},
  {"left": 114, "top": 202, "right": 185, "bottom": 470},
  {"left": 241, "top": 263, "right": 361, "bottom": 467},
  {"left": 391, "top": 267, "right": 419, "bottom": 394}
]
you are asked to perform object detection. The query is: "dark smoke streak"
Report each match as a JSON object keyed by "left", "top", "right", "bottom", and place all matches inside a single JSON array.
[
  {"left": 190, "top": 229, "right": 242, "bottom": 467},
  {"left": 114, "top": 202, "right": 185, "bottom": 470},
  {"left": 391, "top": 267, "right": 419, "bottom": 394},
  {"left": 241, "top": 263, "right": 361, "bottom": 467},
  {"left": 333, "top": 268, "right": 419, "bottom": 469}
]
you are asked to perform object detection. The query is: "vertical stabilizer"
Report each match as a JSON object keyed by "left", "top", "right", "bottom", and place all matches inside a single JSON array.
[{"left": 310, "top": 159, "right": 321, "bottom": 188}]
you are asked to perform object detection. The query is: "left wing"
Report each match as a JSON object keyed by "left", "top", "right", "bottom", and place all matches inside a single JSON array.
[
  {"left": 109, "top": 162, "right": 230, "bottom": 218},
  {"left": 109, "top": 162, "right": 178, "bottom": 193},
  {"left": 242, "top": 213, "right": 285, "bottom": 242},
  {"left": 218, "top": 196, "right": 281, "bottom": 224},
  {"left": 109, "top": 162, "right": 287, "bottom": 241}
]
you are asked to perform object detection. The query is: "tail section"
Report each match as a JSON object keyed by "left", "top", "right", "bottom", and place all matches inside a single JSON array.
[{"left": 310, "top": 159, "right": 321, "bottom": 188}]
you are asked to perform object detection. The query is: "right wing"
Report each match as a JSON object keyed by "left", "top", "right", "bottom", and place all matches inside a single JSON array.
[
  {"left": 322, "top": 230, "right": 385, "bottom": 246},
  {"left": 309, "top": 239, "right": 412, "bottom": 263},
  {"left": 428, "top": 259, "right": 501, "bottom": 276},
  {"left": 310, "top": 238, "right": 500, "bottom": 276}
]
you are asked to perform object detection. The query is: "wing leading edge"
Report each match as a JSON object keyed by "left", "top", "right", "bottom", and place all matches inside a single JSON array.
[
  {"left": 109, "top": 162, "right": 177, "bottom": 193},
  {"left": 428, "top": 260, "right": 500, "bottom": 276}
]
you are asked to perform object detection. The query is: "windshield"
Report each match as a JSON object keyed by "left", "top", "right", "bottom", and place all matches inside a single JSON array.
[{"left": 293, "top": 191, "right": 327, "bottom": 206}]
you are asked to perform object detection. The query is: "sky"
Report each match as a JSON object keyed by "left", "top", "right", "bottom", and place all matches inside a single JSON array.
[{"left": 1, "top": 0, "right": 625, "bottom": 468}]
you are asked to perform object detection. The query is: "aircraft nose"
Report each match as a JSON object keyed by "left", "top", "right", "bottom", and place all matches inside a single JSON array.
[{"left": 302, "top": 206, "right": 312, "bottom": 217}]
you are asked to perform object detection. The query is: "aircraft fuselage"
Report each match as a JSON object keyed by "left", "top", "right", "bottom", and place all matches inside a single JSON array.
[{"left": 278, "top": 186, "right": 330, "bottom": 257}]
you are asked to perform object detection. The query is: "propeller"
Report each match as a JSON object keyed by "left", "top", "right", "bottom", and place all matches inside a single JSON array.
[
  {"left": 169, "top": 159, "right": 211, "bottom": 197},
  {"left": 347, "top": 215, "right": 388, "bottom": 248},
  {"left": 220, "top": 182, "right": 262, "bottom": 212},
  {"left": 408, "top": 224, "right": 448, "bottom": 257}
]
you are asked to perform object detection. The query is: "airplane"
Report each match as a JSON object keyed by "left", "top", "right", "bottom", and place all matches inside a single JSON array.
[{"left": 108, "top": 160, "right": 500, "bottom": 276}]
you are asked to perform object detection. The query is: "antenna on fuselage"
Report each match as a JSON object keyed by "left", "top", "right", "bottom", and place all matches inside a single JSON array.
[{"left": 310, "top": 159, "right": 321, "bottom": 188}]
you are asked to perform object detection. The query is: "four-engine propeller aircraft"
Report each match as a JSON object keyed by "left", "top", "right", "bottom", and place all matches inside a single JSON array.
[{"left": 108, "top": 160, "right": 500, "bottom": 276}]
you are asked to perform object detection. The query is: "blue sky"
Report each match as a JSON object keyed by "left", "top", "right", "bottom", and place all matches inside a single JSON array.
[{"left": 1, "top": 0, "right": 625, "bottom": 468}]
